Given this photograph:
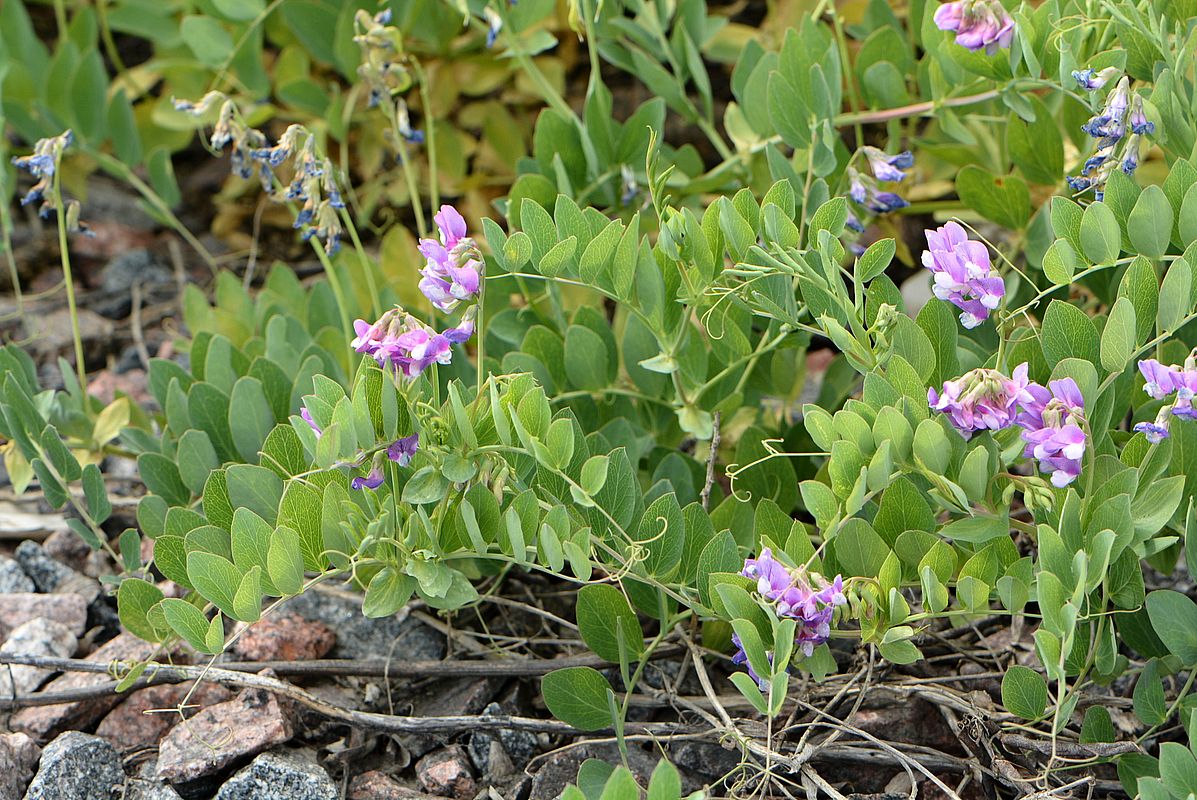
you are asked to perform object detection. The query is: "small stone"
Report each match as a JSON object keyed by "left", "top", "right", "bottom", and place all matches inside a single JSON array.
[
  {"left": 26, "top": 308, "right": 115, "bottom": 373},
  {"left": 232, "top": 614, "right": 336, "bottom": 662},
  {"left": 215, "top": 751, "right": 337, "bottom": 800},
  {"left": 0, "top": 732, "right": 41, "bottom": 800},
  {"left": 41, "top": 529, "right": 94, "bottom": 573},
  {"left": 123, "top": 779, "right": 184, "bottom": 800},
  {"left": 14, "top": 540, "right": 72, "bottom": 590},
  {"left": 349, "top": 771, "right": 442, "bottom": 800},
  {"left": 156, "top": 687, "right": 294, "bottom": 784},
  {"left": 468, "top": 703, "right": 539, "bottom": 776},
  {"left": 0, "top": 554, "right": 34, "bottom": 593},
  {"left": 0, "top": 593, "right": 87, "bottom": 640},
  {"left": 10, "top": 633, "right": 158, "bottom": 739},
  {"left": 280, "top": 590, "right": 444, "bottom": 661},
  {"left": 0, "top": 618, "right": 78, "bottom": 699},
  {"left": 415, "top": 746, "right": 476, "bottom": 800},
  {"left": 669, "top": 741, "right": 740, "bottom": 779},
  {"left": 95, "top": 681, "right": 233, "bottom": 753},
  {"left": 22, "top": 731, "right": 124, "bottom": 800}
]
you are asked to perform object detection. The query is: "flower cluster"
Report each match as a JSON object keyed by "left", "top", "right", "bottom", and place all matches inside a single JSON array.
[
  {"left": 353, "top": 307, "right": 468, "bottom": 378},
  {"left": 10, "top": 130, "right": 89, "bottom": 234},
  {"left": 1017, "top": 379, "right": 1088, "bottom": 488},
  {"left": 175, "top": 96, "right": 345, "bottom": 253},
  {"left": 933, "top": 0, "right": 1015, "bottom": 55},
  {"left": 419, "top": 206, "right": 483, "bottom": 312},
  {"left": 929, "top": 364, "right": 1033, "bottom": 439},
  {"left": 922, "top": 222, "right": 1005, "bottom": 328},
  {"left": 1068, "top": 75, "right": 1154, "bottom": 199},
  {"left": 1134, "top": 356, "right": 1197, "bottom": 442},
  {"left": 353, "top": 8, "right": 424, "bottom": 143},
  {"left": 732, "top": 549, "right": 846, "bottom": 689},
  {"left": 929, "top": 367, "right": 1089, "bottom": 487},
  {"left": 351, "top": 433, "right": 421, "bottom": 490},
  {"left": 845, "top": 147, "right": 912, "bottom": 233}
]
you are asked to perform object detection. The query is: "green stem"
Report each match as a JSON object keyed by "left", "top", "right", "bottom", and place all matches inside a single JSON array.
[
  {"left": 0, "top": 190, "right": 25, "bottom": 330},
  {"left": 394, "top": 125, "right": 428, "bottom": 239},
  {"left": 415, "top": 62, "right": 440, "bottom": 216},
  {"left": 337, "top": 206, "right": 382, "bottom": 320},
  {"left": 51, "top": 170, "right": 88, "bottom": 395}
]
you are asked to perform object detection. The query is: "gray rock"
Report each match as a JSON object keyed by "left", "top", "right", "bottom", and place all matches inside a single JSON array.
[
  {"left": 0, "top": 618, "right": 78, "bottom": 699},
  {"left": 0, "top": 593, "right": 88, "bottom": 640},
  {"left": 669, "top": 741, "right": 741, "bottom": 779},
  {"left": 93, "top": 249, "right": 175, "bottom": 319},
  {"left": 468, "top": 703, "right": 539, "bottom": 776},
  {"left": 280, "top": 589, "right": 444, "bottom": 661},
  {"left": 15, "top": 541, "right": 78, "bottom": 593},
  {"left": 0, "top": 555, "right": 34, "bottom": 593},
  {"left": 124, "top": 779, "right": 184, "bottom": 800},
  {"left": 214, "top": 751, "right": 337, "bottom": 800},
  {"left": 0, "top": 732, "right": 41, "bottom": 800},
  {"left": 22, "top": 732, "right": 124, "bottom": 800}
]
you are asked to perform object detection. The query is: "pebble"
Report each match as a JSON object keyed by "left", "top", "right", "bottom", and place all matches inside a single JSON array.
[
  {"left": 156, "top": 687, "right": 294, "bottom": 785},
  {"left": 280, "top": 590, "right": 444, "bottom": 661},
  {"left": 41, "top": 529, "right": 94, "bottom": 573},
  {"left": 214, "top": 751, "right": 337, "bottom": 800},
  {"left": 95, "top": 681, "right": 233, "bottom": 753},
  {"left": 232, "top": 614, "right": 336, "bottom": 662},
  {"left": 10, "top": 633, "right": 158, "bottom": 739},
  {"left": 14, "top": 540, "right": 101, "bottom": 604},
  {"left": 0, "top": 554, "right": 34, "bottom": 593},
  {"left": 0, "top": 618, "right": 78, "bottom": 699},
  {"left": 415, "top": 746, "right": 476, "bottom": 800},
  {"left": 349, "top": 771, "right": 442, "bottom": 800},
  {"left": 123, "top": 780, "right": 184, "bottom": 800},
  {"left": 0, "top": 593, "right": 88, "bottom": 640},
  {"left": 22, "top": 731, "right": 124, "bottom": 800},
  {"left": 467, "top": 703, "right": 539, "bottom": 776},
  {"left": 0, "top": 732, "right": 41, "bottom": 800}
]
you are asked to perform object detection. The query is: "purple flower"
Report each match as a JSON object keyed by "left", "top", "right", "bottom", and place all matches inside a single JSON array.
[
  {"left": 352, "top": 308, "right": 454, "bottom": 378},
  {"left": 300, "top": 407, "right": 322, "bottom": 438},
  {"left": 929, "top": 364, "right": 1033, "bottom": 439},
  {"left": 1129, "top": 95, "right": 1154, "bottom": 135},
  {"left": 739, "top": 550, "right": 846, "bottom": 659},
  {"left": 1073, "top": 67, "right": 1119, "bottom": 91},
  {"left": 418, "top": 205, "right": 483, "bottom": 313},
  {"left": 922, "top": 222, "right": 1005, "bottom": 328},
  {"left": 351, "top": 468, "right": 385, "bottom": 491},
  {"left": 934, "top": 0, "right": 1014, "bottom": 55},
  {"left": 1172, "top": 369, "right": 1197, "bottom": 420},
  {"left": 1139, "top": 359, "right": 1178, "bottom": 400},
  {"left": 387, "top": 433, "right": 419, "bottom": 466},
  {"left": 862, "top": 147, "right": 913, "bottom": 183},
  {"left": 1121, "top": 135, "right": 1142, "bottom": 174},
  {"left": 1134, "top": 421, "right": 1170, "bottom": 443},
  {"left": 1017, "top": 378, "right": 1087, "bottom": 488}
]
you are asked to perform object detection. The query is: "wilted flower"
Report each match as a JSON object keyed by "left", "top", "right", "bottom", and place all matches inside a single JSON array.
[
  {"left": 1072, "top": 67, "right": 1120, "bottom": 91},
  {"left": 387, "top": 433, "right": 419, "bottom": 466},
  {"left": 934, "top": 0, "right": 1014, "bottom": 55},
  {"left": 1017, "top": 378, "right": 1087, "bottom": 488},
  {"left": 922, "top": 222, "right": 1005, "bottom": 328},
  {"left": 862, "top": 147, "right": 913, "bottom": 183},
  {"left": 418, "top": 205, "right": 483, "bottom": 313},
  {"left": 354, "top": 8, "right": 413, "bottom": 108},
  {"left": 930, "top": 364, "right": 1033, "bottom": 439},
  {"left": 484, "top": 6, "right": 503, "bottom": 47},
  {"left": 740, "top": 549, "right": 846, "bottom": 658},
  {"left": 352, "top": 308, "right": 456, "bottom": 378},
  {"left": 11, "top": 130, "right": 74, "bottom": 217}
]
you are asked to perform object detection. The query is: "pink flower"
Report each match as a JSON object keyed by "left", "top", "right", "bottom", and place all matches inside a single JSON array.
[
  {"left": 934, "top": 0, "right": 1014, "bottom": 55},
  {"left": 351, "top": 308, "right": 453, "bottom": 378},
  {"left": 1017, "top": 378, "right": 1087, "bottom": 488},
  {"left": 418, "top": 205, "right": 482, "bottom": 313},
  {"left": 930, "top": 364, "right": 1033, "bottom": 439},
  {"left": 1139, "top": 359, "right": 1179, "bottom": 400},
  {"left": 740, "top": 550, "right": 846, "bottom": 658},
  {"left": 923, "top": 222, "right": 1005, "bottom": 328}
]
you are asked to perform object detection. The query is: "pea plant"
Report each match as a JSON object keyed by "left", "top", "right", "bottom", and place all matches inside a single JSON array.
[{"left": 5, "top": 0, "right": 1197, "bottom": 795}]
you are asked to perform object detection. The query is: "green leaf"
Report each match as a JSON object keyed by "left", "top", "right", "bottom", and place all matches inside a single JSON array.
[
  {"left": 137, "top": 453, "right": 190, "bottom": 507},
  {"left": 181, "top": 15, "right": 232, "bottom": 67},
  {"left": 1158, "top": 259, "right": 1192, "bottom": 333},
  {"left": 1133, "top": 659, "right": 1167, "bottom": 726},
  {"left": 1146, "top": 590, "right": 1197, "bottom": 665},
  {"left": 576, "top": 584, "right": 644, "bottom": 663},
  {"left": 1002, "top": 665, "right": 1048, "bottom": 720},
  {"left": 231, "top": 508, "right": 274, "bottom": 592},
  {"left": 186, "top": 551, "right": 243, "bottom": 618},
  {"left": 1079, "top": 201, "right": 1120, "bottom": 263},
  {"left": 1042, "top": 238, "right": 1076, "bottom": 285},
  {"left": 647, "top": 760, "right": 681, "bottom": 800},
  {"left": 267, "top": 525, "right": 305, "bottom": 597},
  {"left": 161, "top": 598, "right": 221, "bottom": 654},
  {"left": 1127, "top": 185, "right": 1173, "bottom": 260},
  {"left": 1041, "top": 300, "right": 1099, "bottom": 367},
  {"left": 855, "top": 238, "right": 895, "bottom": 283},
  {"left": 564, "top": 326, "right": 611, "bottom": 391},
  {"left": 232, "top": 566, "right": 263, "bottom": 622},
  {"left": 1160, "top": 742, "right": 1197, "bottom": 799},
  {"left": 1006, "top": 97, "right": 1063, "bottom": 185},
  {"left": 1100, "top": 297, "right": 1137, "bottom": 373},
  {"left": 541, "top": 667, "right": 615, "bottom": 731},
  {"left": 956, "top": 166, "right": 1030, "bottom": 229},
  {"left": 362, "top": 567, "right": 416, "bottom": 618},
  {"left": 117, "top": 578, "right": 166, "bottom": 642},
  {"left": 82, "top": 463, "right": 111, "bottom": 525},
  {"left": 225, "top": 464, "right": 283, "bottom": 525},
  {"left": 177, "top": 430, "right": 219, "bottom": 496},
  {"left": 228, "top": 376, "right": 275, "bottom": 463}
]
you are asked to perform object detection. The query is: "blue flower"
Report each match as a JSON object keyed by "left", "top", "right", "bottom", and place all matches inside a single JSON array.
[
  {"left": 863, "top": 146, "right": 912, "bottom": 182},
  {"left": 867, "top": 191, "right": 909, "bottom": 213},
  {"left": 1134, "top": 421, "right": 1169, "bottom": 443}
]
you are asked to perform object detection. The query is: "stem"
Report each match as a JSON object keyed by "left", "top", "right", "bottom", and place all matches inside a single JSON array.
[
  {"left": 337, "top": 206, "right": 382, "bottom": 320},
  {"left": 95, "top": 0, "right": 126, "bottom": 73},
  {"left": 0, "top": 190, "right": 25, "bottom": 329},
  {"left": 415, "top": 62, "right": 440, "bottom": 216},
  {"left": 51, "top": 170, "right": 88, "bottom": 395},
  {"left": 394, "top": 129, "right": 428, "bottom": 239}
]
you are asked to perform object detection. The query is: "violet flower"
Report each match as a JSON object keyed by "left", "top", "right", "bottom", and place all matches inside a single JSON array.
[
  {"left": 730, "top": 633, "right": 772, "bottom": 692},
  {"left": 922, "top": 222, "right": 1005, "bottom": 328},
  {"left": 352, "top": 308, "right": 453, "bottom": 378},
  {"left": 300, "top": 408, "right": 322, "bottom": 438},
  {"left": 1139, "top": 359, "right": 1178, "bottom": 400},
  {"left": 1134, "top": 421, "right": 1170, "bottom": 444},
  {"left": 862, "top": 147, "right": 913, "bottom": 183},
  {"left": 1129, "top": 95, "right": 1154, "bottom": 135},
  {"left": 1073, "top": 67, "right": 1119, "bottom": 91},
  {"left": 1171, "top": 368, "right": 1197, "bottom": 421},
  {"left": 1017, "top": 378, "right": 1087, "bottom": 488},
  {"left": 929, "top": 364, "right": 1033, "bottom": 439},
  {"left": 351, "top": 468, "right": 385, "bottom": 491},
  {"left": 418, "top": 205, "right": 482, "bottom": 313},
  {"left": 934, "top": 0, "right": 1014, "bottom": 55},
  {"left": 740, "top": 549, "right": 846, "bottom": 659},
  {"left": 387, "top": 433, "right": 419, "bottom": 466}
]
